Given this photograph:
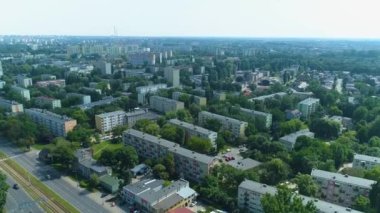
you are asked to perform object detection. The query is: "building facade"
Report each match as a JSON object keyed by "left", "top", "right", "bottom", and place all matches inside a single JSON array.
[
  {"left": 198, "top": 111, "right": 248, "bottom": 138},
  {"left": 279, "top": 129, "right": 315, "bottom": 150},
  {"left": 17, "top": 75, "right": 33, "bottom": 88},
  {"left": 239, "top": 107, "right": 272, "bottom": 128},
  {"left": 168, "top": 118, "right": 217, "bottom": 148},
  {"left": 95, "top": 110, "right": 127, "bottom": 133},
  {"left": 25, "top": 108, "right": 77, "bottom": 137},
  {"left": 136, "top": 84, "right": 167, "bottom": 104},
  {"left": 35, "top": 96, "right": 61, "bottom": 109},
  {"left": 121, "top": 179, "right": 197, "bottom": 213},
  {"left": 36, "top": 79, "right": 66, "bottom": 88},
  {"left": 353, "top": 154, "right": 380, "bottom": 170},
  {"left": 297, "top": 98, "right": 320, "bottom": 118},
  {"left": 11, "top": 85, "right": 30, "bottom": 101},
  {"left": 67, "top": 93, "right": 91, "bottom": 105},
  {"left": 164, "top": 67, "right": 180, "bottom": 87},
  {"left": 149, "top": 96, "right": 184, "bottom": 113},
  {"left": 123, "top": 129, "right": 216, "bottom": 182},
  {"left": 128, "top": 52, "right": 156, "bottom": 66},
  {"left": 311, "top": 169, "right": 376, "bottom": 207},
  {"left": 0, "top": 98, "right": 24, "bottom": 113}
]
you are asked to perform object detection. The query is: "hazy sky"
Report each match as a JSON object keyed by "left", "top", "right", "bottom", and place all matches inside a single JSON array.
[{"left": 1, "top": 0, "right": 380, "bottom": 38}]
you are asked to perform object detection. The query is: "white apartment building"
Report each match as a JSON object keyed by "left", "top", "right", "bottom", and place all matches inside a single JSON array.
[
  {"left": 0, "top": 98, "right": 23, "bottom": 113},
  {"left": 17, "top": 75, "right": 33, "bottom": 88},
  {"left": 169, "top": 118, "right": 217, "bottom": 148},
  {"left": 0, "top": 61, "right": 3, "bottom": 77},
  {"left": 123, "top": 129, "right": 216, "bottom": 182},
  {"left": 11, "top": 85, "right": 30, "bottom": 101},
  {"left": 95, "top": 110, "right": 126, "bottom": 133},
  {"left": 25, "top": 108, "right": 77, "bottom": 137},
  {"left": 198, "top": 111, "right": 248, "bottom": 138},
  {"left": 311, "top": 169, "right": 376, "bottom": 207},
  {"left": 279, "top": 129, "right": 315, "bottom": 150},
  {"left": 239, "top": 107, "right": 272, "bottom": 128},
  {"left": 164, "top": 67, "right": 180, "bottom": 87},
  {"left": 238, "top": 180, "right": 361, "bottom": 213},
  {"left": 128, "top": 52, "right": 156, "bottom": 66},
  {"left": 298, "top": 98, "right": 320, "bottom": 118},
  {"left": 136, "top": 84, "right": 167, "bottom": 104},
  {"left": 149, "top": 96, "right": 184, "bottom": 113},
  {"left": 353, "top": 154, "right": 380, "bottom": 170}
]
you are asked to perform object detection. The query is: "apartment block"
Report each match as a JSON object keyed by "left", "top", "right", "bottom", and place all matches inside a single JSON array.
[
  {"left": 0, "top": 80, "right": 5, "bottom": 89},
  {"left": 17, "top": 74, "right": 33, "bottom": 88},
  {"left": 0, "top": 61, "right": 3, "bottom": 77},
  {"left": 11, "top": 85, "right": 30, "bottom": 101},
  {"left": 297, "top": 98, "right": 320, "bottom": 118},
  {"left": 95, "top": 110, "right": 126, "bottom": 133},
  {"left": 311, "top": 169, "right": 376, "bottom": 207},
  {"left": 279, "top": 129, "right": 315, "bottom": 150},
  {"left": 125, "top": 108, "right": 158, "bottom": 127},
  {"left": 121, "top": 179, "right": 197, "bottom": 213},
  {"left": 35, "top": 96, "right": 61, "bottom": 109},
  {"left": 123, "top": 129, "right": 216, "bottom": 182},
  {"left": 36, "top": 79, "right": 66, "bottom": 88},
  {"left": 249, "top": 92, "right": 287, "bottom": 102},
  {"left": 238, "top": 180, "right": 361, "bottom": 213},
  {"left": 198, "top": 111, "right": 248, "bottom": 138},
  {"left": 136, "top": 84, "right": 167, "bottom": 104},
  {"left": 353, "top": 154, "right": 380, "bottom": 170},
  {"left": 67, "top": 93, "right": 91, "bottom": 104},
  {"left": 169, "top": 118, "right": 217, "bottom": 148},
  {"left": 172, "top": 91, "right": 207, "bottom": 106},
  {"left": 128, "top": 52, "right": 156, "bottom": 66},
  {"left": 164, "top": 67, "right": 180, "bottom": 87},
  {"left": 0, "top": 98, "right": 24, "bottom": 113},
  {"left": 239, "top": 107, "right": 272, "bottom": 128},
  {"left": 95, "top": 61, "right": 112, "bottom": 75},
  {"left": 149, "top": 96, "right": 184, "bottom": 113},
  {"left": 25, "top": 108, "right": 77, "bottom": 137}
]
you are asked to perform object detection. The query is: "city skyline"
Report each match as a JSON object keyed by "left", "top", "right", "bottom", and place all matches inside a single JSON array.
[{"left": 1, "top": 0, "right": 380, "bottom": 38}]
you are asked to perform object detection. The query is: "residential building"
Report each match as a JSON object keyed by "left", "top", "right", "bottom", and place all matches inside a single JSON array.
[
  {"left": 0, "top": 80, "right": 5, "bottom": 89},
  {"left": 36, "top": 79, "right": 66, "bottom": 88},
  {"left": 213, "top": 91, "right": 226, "bottom": 101},
  {"left": 11, "top": 85, "right": 30, "bottom": 101},
  {"left": 0, "top": 98, "right": 24, "bottom": 113},
  {"left": 123, "top": 129, "right": 216, "bottom": 182},
  {"left": 95, "top": 110, "right": 126, "bottom": 133},
  {"left": 136, "top": 84, "right": 167, "bottom": 104},
  {"left": 250, "top": 92, "right": 287, "bottom": 102},
  {"left": 198, "top": 111, "right": 248, "bottom": 138},
  {"left": 128, "top": 52, "right": 156, "bottom": 66},
  {"left": 168, "top": 118, "right": 217, "bottom": 148},
  {"left": 0, "top": 61, "right": 3, "bottom": 77},
  {"left": 285, "top": 109, "right": 302, "bottom": 120},
  {"left": 74, "top": 148, "right": 111, "bottom": 179},
  {"left": 35, "top": 96, "right": 61, "bottom": 109},
  {"left": 149, "top": 96, "right": 184, "bottom": 113},
  {"left": 17, "top": 74, "right": 33, "bottom": 88},
  {"left": 239, "top": 107, "right": 272, "bottom": 128},
  {"left": 99, "top": 175, "right": 119, "bottom": 193},
  {"left": 25, "top": 108, "right": 77, "bottom": 137},
  {"left": 81, "top": 87, "right": 102, "bottom": 95},
  {"left": 228, "top": 158, "right": 261, "bottom": 171},
  {"left": 311, "top": 169, "right": 376, "bottom": 207},
  {"left": 130, "top": 163, "right": 149, "bottom": 177},
  {"left": 238, "top": 180, "right": 361, "bottom": 213},
  {"left": 67, "top": 93, "right": 91, "bottom": 104},
  {"left": 172, "top": 91, "right": 207, "bottom": 106},
  {"left": 164, "top": 67, "right": 180, "bottom": 87},
  {"left": 95, "top": 61, "right": 112, "bottom": 75},
  {"left": 279, "top": 129, "right": 315, "bottom": 150},
  {"left": 125, "top": 108, "right": 158, "bottom": 127},
  {"left": 353, "top": 154, "right": 380, "bottom": 170},
  {"left": 121, "top": 179, "right": 197, "bottom": 213},
  {"left": 297, "top": 98, "right": 320, "bottom": 118},
  {"left": 329, "top": 116, "right": 353, "bottom": 132}
]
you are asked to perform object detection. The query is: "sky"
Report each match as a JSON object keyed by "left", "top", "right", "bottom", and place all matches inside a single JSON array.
[{"left": 1, "top": 0, "right": 380, "bottom": 38}]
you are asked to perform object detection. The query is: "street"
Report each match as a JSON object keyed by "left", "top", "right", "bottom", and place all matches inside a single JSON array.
[{"left": 0, "top": 138, "right": 121, "bottom": 213}]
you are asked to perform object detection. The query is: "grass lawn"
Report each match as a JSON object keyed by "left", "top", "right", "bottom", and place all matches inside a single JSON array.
[{"left": 92, "top": 141, "right": 123, "bottom": 160}]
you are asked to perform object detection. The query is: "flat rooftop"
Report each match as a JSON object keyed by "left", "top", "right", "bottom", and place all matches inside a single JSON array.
[
  {"left": 169, "top": 119, "right": 216, "bottom": 135},
  {"left": 311, "top": 169, "right": 376, "bottom": 189},
  {"left": 354, "top": 153, "right": 380, "bottom": 164}
]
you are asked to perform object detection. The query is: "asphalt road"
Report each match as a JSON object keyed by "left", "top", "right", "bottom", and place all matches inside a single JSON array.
[
  {"left": 0, "top": 139, "right": 110, "bottom": 213},
  {"left": 5, "top": 174, "right": 44, "bottom": 213}
]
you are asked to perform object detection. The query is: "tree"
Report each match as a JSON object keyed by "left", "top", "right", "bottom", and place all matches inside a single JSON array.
[
  {"left": 353, "top": 106, "right": 368, "bottom": 122},
  {"left": 293, "top": 174, "right": 318, "bottom": 197},
  {"left": 0, "top": 172, "right": 8, "bottom": 211},
  {"left": 364, "top": 166, "right": 380, "bottom": 181},
  {"left": 280, "top": 119, "right": 305, "bottom": 136},
  {"left": 353, "top": 195, "right": 371, "bottom": 212},
  {"left": 369, "top": 182, "right": 380, "bottom": 212},
  {"left": 160, "top": 124, "right": 184, "bottom": 145},
  {"left": 204, "top": 119, "right": 222, "bottom": 132},
  {"left": 50, "top": 138, "right": 76, "bottom": 169},
  {"left": 111, "top": 125, "right": 128, "bottom": 143},
  {"left": 186, "top": 136, "right": 213, "bottom": 154},
  {"left": 153, "top": 164, "right": 169, "bottom": 180},
  {"left": 310, "top": 118, "right": 340, "bottom": 139},
  {"left": 88, "top": 174, "right": 100, "bottom": 189},
  {"left": 162, "top": 154, "right": 176, "bottom": 178},
  {"left": 261, "top": 187, "right": 317, "bottom": 213},
  {"left": 260, "top": 158, "right": 291, "bottom": 185},
  {"left": 330, "top": 142, "right": 352, "bottom": 168}
]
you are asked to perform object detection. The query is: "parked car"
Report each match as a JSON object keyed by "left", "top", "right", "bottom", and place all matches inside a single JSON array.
[{"left": 13, "top": 184, "right": 19, "bottom": 190}]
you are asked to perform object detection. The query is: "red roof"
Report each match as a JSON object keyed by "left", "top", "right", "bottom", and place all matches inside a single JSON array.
[{"left": 169, "top": 208, "right": 194, "bottom": 213}]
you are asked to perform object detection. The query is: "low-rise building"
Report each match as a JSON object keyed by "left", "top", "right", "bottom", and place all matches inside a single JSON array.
[
  {"left": 95, "top": 110, "right": 126, "bottom": 133},
  {"left": 149, "top": 96, "right": 184, "bottom": 113},
  {"left": 238, "top": 179, "right": 362, "bottom": 213},
  {"left": 67, "top": 93, "right": 91, "bottom": 105},
  {"left": 168, "top": 118, "right": 217, "bottom": 148},
  {"left": 36, "top": 79, "right": 66, "bottom": 88},
  {"left": 198, "top": 111, "right": 248, "bottom": 138},
  {"left": 311, "top": 169, "right": 376, "bottom": 207},
  {"left": 99, "top": 175, "right": 119, "bottom": 193},
  {"left": 121, "top": 179, "right": 197, "bottom": 213},
  {"left": 238, "top": 107, "right": 272, "bottom": 128},
  {"left": 17, "top": 74, "right": 33, "bottom": 88},
  {"left": 35, "top": 96, "right": 61, "bottom": 109},
  {"left": 279, "top": 129, "right": 315, "bottom": 150},
  {"left": 297, "top": 98, "right": 320, "bottom": 118},
  {"left": 123, "top": 129, "right": 216, "bottom": 182},
  {"left": 353, "top": 154, "right": 380, "bottom": 170},
  {"left": 11, "top": 85, "right": 30, "bottom": 101},
  {"left": 329, "top": 116, "right": 353, "bottom": 132},
  {"left": 74, "top": 148, "right": 111, "bottom": 179},
  {"left": 0, "top": 98, "right": 24, "bottom": 113},
  {"left": 172, "top": 91, "right": 207, "bottom": 106},
  {"left": 25, "top": 108, "right": 77, "bottom": 137}
]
